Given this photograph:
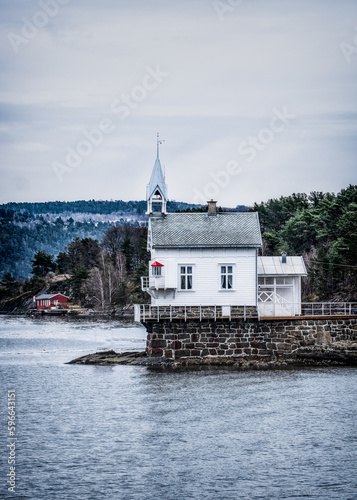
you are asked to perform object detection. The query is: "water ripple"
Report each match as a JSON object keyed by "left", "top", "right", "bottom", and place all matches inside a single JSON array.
[{"left": 0, "top": 317, "right": 356, "bottom": 499}]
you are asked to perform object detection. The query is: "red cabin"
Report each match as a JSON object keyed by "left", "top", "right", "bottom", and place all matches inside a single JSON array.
[{"left": 35, "top": 293, "right": 68, "bottom": 310}]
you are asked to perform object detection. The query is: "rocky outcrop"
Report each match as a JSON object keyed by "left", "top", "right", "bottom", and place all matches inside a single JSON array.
[
  {"left": 0, "top": 291, "right": 35, "bottom": 314},
  {"left": 67, "top": 317, "right": 357, "bottom": 369},
  {"left": 68, "top": 350, "right": 174, "bottom": 367},
  {"left": 68, "top": 341, "right": 357, "bottom": 368}
]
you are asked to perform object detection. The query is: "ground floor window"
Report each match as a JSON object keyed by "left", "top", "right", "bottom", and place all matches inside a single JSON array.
[
  {"left": 221, "top": 265, "right": 233, "bottom": 289},
  {"left": 258, "top": 277, "right": 294, "bottom": 304},
  {"left": 180, "top": 266, "right": 193, "bottom": 290}
]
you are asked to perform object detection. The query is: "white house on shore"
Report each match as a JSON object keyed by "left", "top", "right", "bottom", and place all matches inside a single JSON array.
[{"left": 140, "top": 137, "right": 307, "bottom": 318}]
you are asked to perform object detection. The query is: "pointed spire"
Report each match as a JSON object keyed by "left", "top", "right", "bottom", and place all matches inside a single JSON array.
[{"left": 146, "top": 133, "right": 168, "bottom": 215}]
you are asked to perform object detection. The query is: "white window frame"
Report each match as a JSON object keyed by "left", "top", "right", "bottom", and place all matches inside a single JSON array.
[
  {"left": 258, "top": 277, "right": 294, "bottom": 287},
  {"left": 179, "top": 265, "right": 193, "bottom": 291},
  {"left": 152, "top": 266, "right": 162, "bottom": 277},
  {"left": 258, "top": 276, "right": 295, "bottom": 304},
  {"left": 258, "top": 277, "right": 274, "bottom": 287},
  {"left": 220, "top": 264, "right": 234, "bottom": 290}
]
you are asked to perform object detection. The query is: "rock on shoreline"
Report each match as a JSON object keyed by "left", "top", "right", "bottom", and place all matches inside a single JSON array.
[
  {"left": 67, "top": 350, "right": 174, "bottom": 367},
  {"left": 68, "top": 342, "right": 357, "bottom": 369}
]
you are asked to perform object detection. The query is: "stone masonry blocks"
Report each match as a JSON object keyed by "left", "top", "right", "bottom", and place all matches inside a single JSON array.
[{"left": 145, "top": 318, "right": 357, "bottom": 359}]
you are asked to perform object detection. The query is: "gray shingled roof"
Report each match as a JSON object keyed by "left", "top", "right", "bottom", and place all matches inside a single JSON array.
[
  {"left": 258, "top": 256, "right": 307, "bottom": 276},
  {"left": 150, "top": 212, "right": 262, "bottom": 248}
]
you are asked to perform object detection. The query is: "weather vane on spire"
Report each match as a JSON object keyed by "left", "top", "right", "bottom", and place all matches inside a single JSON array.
[{"left": 157, "top": 132, "right": 165, "bottom": 159}]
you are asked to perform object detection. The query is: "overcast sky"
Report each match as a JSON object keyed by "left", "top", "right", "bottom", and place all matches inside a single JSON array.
[{"left": 1, "top": 0, "right": 356, "bottom": 207}]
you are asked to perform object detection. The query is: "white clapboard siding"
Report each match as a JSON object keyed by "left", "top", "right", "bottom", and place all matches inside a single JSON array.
[
  {"left": 165, "top": 259, "right": 177, "bottom": 288},
  {"left": 151, "top": 247, "right": 257, "bottom": 306}
]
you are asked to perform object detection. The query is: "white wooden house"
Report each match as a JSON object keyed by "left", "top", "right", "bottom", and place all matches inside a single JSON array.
[{"left": 140, "top": 138, "right": 307, "bottom": 318}]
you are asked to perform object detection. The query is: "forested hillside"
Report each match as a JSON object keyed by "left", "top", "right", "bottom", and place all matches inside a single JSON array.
[
  {"left": 253, "top": 184, "right": 357, "bottom": 301},
  {"left": 2, "top": 199, "right": 191, "bottom": 215},
  {"left": 0, "top": 199, "right": 193, "bottom": 279},
  {"left": 1, "top": 187, "right": 356, "bottom": 303}
]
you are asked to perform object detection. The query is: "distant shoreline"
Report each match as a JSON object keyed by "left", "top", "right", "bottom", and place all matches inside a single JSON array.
[{"left": 0, "top": 308, "right": 136, "bottom": 321}]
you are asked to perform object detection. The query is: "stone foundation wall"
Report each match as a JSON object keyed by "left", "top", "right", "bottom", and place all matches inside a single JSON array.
[{"left": 145, "top": 318, "right": 357, "bottom": 360}]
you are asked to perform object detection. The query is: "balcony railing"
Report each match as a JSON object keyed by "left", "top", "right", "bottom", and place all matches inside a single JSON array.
[
  {"left": 136, "top": 304, "right": 259, "bottom": 322},
  {"left": 141, "top": 276, "right": 150, "bottom": 290},
  {"left": 134, "top": 302, "right": 357, "bottom": 322}
]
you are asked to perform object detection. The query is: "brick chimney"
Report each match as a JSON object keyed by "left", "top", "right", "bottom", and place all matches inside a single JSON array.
[{"left": 207, "top": 199, "right": 217, "bottom": 216}]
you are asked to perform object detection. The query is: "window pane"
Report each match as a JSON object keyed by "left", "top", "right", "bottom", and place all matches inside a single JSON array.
[
  {"left": 181, "top": 276, "right": 186, "bottom": 289},
  {"left": 221, "top": 266, "right": 226, "bottom": 273},
  {"left": 228, "top": 275, "right": 232, "bottom": 289},
  {"left": 228, "top": 266, "right": 233, "bottom": 274},
  {"left": 276, "top": 278, "right": 284, "bottom": 284},
  {"left": 187, "top": 275, "right": 192, "bottom": 289},
  {"left": 187, "top": 266, "right": 192, "bottom": 274},
  {"left": 265, "top": 277, "right": 274, "bottom": 284},
  {"left": 221, "top": 275, "right": 226, "bottom": 289},
  {"left": 181, "top": 267, "right": 185, "bottom": 274}
]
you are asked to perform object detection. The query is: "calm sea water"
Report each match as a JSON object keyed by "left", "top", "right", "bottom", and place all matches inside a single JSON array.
[{"left": 0, "top": 316, "right": 356, "bottom": 500}]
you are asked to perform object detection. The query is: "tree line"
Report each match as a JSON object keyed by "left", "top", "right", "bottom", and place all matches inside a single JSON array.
[
  {"left": 1, "top": 199, "right": 193, "bottom": 216},
  {"left": 1, "top": 186, "right": 356, "bottom": 305},
  {"left": 3, "top": 224, "right": 150, "bottom": 308},
  {"left": 253, "top": 184, "right": 357, "bottom": 301},
  {"left": 0, "top": 199, "right": 195, "bottom": 280}
]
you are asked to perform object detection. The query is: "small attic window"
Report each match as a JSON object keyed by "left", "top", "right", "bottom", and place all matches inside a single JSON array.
[{"left": 151, "top": 261, "right": 163, "bottom": 276}]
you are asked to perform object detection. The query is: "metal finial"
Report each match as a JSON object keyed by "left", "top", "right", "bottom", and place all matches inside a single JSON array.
[{"left": 157, "top": 132, "right": 165, "bottom": 159}]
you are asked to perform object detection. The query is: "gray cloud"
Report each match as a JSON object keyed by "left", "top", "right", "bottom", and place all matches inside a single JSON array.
[{"left": 0, "top": 0, "right": 356, "bottom": 206}]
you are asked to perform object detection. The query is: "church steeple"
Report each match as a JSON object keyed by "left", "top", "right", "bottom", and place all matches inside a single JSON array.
[{"left": 146, "top": 133, "right": 167, "bottom": 215}]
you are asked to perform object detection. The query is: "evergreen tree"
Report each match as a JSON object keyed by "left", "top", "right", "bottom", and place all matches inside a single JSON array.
[{"left": 31, "top": 251, "right": 56, "bottom": 277}]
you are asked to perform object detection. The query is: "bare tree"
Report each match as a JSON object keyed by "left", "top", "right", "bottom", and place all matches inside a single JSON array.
[
  {"left": 115, "top": 250, "right": 127, "bottom": 281},
  {"left": 85, "top": 267, "right": 105, "bottom": 308},
  {"left": 102, "top": 226, "right": 126, "bottom": 258},
  {"left": 83, "top": 249, "right": 125, "bottom": 308}
]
